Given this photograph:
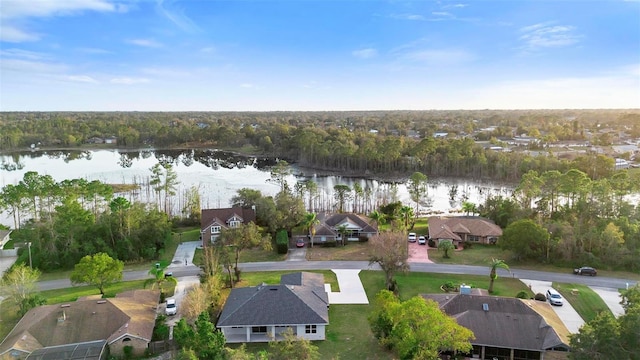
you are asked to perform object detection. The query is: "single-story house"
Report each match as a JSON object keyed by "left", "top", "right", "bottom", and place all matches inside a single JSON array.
[
  {"left": 0, "top": 290, "right": 160, "bottom": 360},
  {"left": 200, "top": 207, "right": 257, "bottom": 245},
  {"left": 217, "top": 272, "right": 329, "bottom": 343},
  {"left": 423, "top": 293, "right": 570, "bottom": 360},
  {"left": 311, "top": 213, "right": 378, "bottom": 245},
  {"left": 428, "top": 216, "right": 502, "bottom": 247}
]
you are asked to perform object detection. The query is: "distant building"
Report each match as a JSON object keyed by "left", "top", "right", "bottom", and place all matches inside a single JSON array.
[
  {"left": 615, "top": 158, "right": 630, "bottom": 170},
  {"left": 433, "top": 132, "right": 448, "bottom": 138},
  {"left": 200, "top": 207, "right": 257, "bottom": 245}
]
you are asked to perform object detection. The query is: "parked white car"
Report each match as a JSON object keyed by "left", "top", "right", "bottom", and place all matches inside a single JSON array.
[
  {"left": 408, "top": 233, "right": 417, "bottom": 242},
  {"left": 546, "top": 289, "right": 563, "bottom": 306},
  {"left": 165, "top": 298, "right": 177, "bottom": 315}
]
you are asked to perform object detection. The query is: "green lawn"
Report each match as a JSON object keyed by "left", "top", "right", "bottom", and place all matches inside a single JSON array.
[
  {"left": 553, "top": 282, "right": 612, "bottom": 322},
  {"left": 429, "top": 243, "right": 513, "bottom": 266},
  {"left": 193, "top": 247, "right": 287, "bottom": 266}
]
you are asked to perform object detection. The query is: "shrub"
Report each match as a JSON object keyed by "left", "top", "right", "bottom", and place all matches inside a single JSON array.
[
  {"left": 358, "top": 236, "right": 369, "bottom": 242},
  {"left": 516, "top": 291, "right": 529, "bottom": 299},
  {"left": 428, "top": 239, "right": 436, "bottom": 248},
  {"left": 123, "top": 346, "right": 133, "bottom": 359},
  {"left": 534, "top": 293, "right": 546, "bottom": 301},
  {"left": 462, "top": 241, "right": 473, "bottom": 249},
  {"left": 275, "top": 230, "right": 289, "bottom": 254},
  {"left": 323, "top": 239, "right": 338, "bottom": 247},
  {"left": 442, "top": 281, "right": 457, "bottom": 292}
]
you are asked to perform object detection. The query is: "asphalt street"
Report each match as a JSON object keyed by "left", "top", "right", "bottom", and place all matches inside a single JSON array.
[{"left": 36, "top": 261, "right": 637, "bottom": 291}]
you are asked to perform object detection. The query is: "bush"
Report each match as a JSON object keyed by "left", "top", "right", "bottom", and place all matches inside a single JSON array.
[
  {"left": 322, "top": 239, "right": 338, "bottom": 247},
  {"left": 428, "top": 239, "right": 436, "bottom": 248},
  {"left": 516, "top": 291, "right": 529, "bottom": 299},
  {"left": 358, "top": 236, "right": 369, "bottom": 242},
  {"left": 123, "top": 346, "right": 133, "bottom": 359},
  {"left": 442, "top": 281, "right": 457, "bottom": 292},
  {"left": 275, "top": 230, "right": 289, "bottom": 254},
  {"left": 534, "top": 293, "right": 546, "bottom": 301},
  {"left": 462, "top": 241, "right": 473, "bottom": 249}
]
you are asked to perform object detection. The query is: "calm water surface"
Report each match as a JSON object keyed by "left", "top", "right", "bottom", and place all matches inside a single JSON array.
[{"left": 0, "top": 149, "right": 514, "bottom": 227}]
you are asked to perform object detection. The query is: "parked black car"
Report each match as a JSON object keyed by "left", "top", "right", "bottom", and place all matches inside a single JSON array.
[{"left": 573, "top": 266, "right": 597, "bottom": 276}]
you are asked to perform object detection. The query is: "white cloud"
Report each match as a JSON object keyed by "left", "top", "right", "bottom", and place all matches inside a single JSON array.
[
  {"left": 77, "top": 47, "right": 112, "bottom": 54},
  {"left": 1, "top": 0, "right": 119, "bottom": 43},
  {"left": 126, "top": 39, "right": 164, "bottom": 48},
  {"left": 1, "top": 48, "right": 51, "bottom": 60},
  {"left": 0, "top": 25, "right": 41, "bottom": 42},
  {"left": 352, "top": 48, "right": 378, "bottom": 59},
  {"left": 141, "top": 67, "right": 191, "bottom": 78},
  {"left": 65, "top": 75, "right": 99, "bottom": 84},
  {"left": 1, "top": 58, "right": 67, "bottom": 73},
  {"left": 390, "top": 13, "right": 426, "bottom": 21},
  {"left": 240, "top": 83, "right": 256, "bottom": 88},
  {"left": 432, "top": 12, "right": 452, "bottom": 17},
  {"left": 110, "top": 77, "right": 150, "bottom": 84},
  {"left": 519, "top": 22, "right": 581, "bottom": 50},
  {"left": 156, "top": 0, "right": 199, "bottom": 32}
]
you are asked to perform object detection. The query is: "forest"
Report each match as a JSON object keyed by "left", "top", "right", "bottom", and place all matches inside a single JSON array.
[{"left": 1, "top": 110, "right": 639, "bottom": 182}]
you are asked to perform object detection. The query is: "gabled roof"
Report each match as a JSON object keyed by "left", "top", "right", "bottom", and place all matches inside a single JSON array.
[
  {"left": 0, "top": 290, "right": 159, "bottom": 357},
  {"left": 432, "top": 227, "right": 462, "bottom": 241},
  {"left": 317, "top": 213, "right": 377, "bottom": 234},
  {"left": 201, "top": 207, "right": 256, "bottom": 231},
  {"left": 422, "top": 294, "right": 569, "bottom": 351},
  {"left": 217, "top": 272, "right": 328, "bottom": 327},
  {"left": 428, "top": 216, "right": 502, "bottom": 239}
]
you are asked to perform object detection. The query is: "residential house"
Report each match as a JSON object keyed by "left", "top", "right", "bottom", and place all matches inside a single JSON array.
[
  {"left": 0, "top": 230, "right": 11, "bottom": 248},
  {"left": 85, "top": 137, "right": 105, "bottom": 144},
  {"left": 428, "top": 216, "right": 502, "bottom": 247},
  {"left": 311, "top": 213, "right": 378, "bottom": 245},
  {"left": 422, "top": 293, "right": 570, "bottom": 360},
  {"left": 217, "top": 272, "right": 329, "bottom": 343},
  {"left": 104, "top": 137, "right": 117, "bottom": 144},
  {"left": 200, "top": 207, "right": 257, "bottom": 245},
  {"left": 0, "top": 290, "right": 160, "bottom": 360}
]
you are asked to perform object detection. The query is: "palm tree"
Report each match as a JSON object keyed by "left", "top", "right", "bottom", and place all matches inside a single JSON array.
[
  {"left": 302, "top": 212, "right": 320, "bottom": 248},
  {"left": 336, "top": 224, "right": 348, "bottom": 246},
  {"left": 462, "top": 201, "right": 477, "bottom": 216},
  {"left": 399, "top": 205, "right": 414, "bottom": 231},
  {"left": 488, "top": 258, "right": 510, "bottom": 294},
  {"left": 145, "top": 262, "right": 168, "bottom": 294},
  {"left": 369, "top": 210, "right": 386, "bottom": 234}
]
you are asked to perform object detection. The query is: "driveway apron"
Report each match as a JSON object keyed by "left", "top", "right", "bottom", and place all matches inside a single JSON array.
[{"left": 521, "top": 279, "right": 585, "bottom": 333}]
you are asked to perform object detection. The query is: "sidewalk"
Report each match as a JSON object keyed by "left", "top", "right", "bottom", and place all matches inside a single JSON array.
[{"left": 589, "top": 286, "right": 625, "bottom": 317}]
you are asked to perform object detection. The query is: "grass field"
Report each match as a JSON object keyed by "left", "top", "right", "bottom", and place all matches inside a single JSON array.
[
  {"left": 553, "top": 282, "right": 613, "bottom": 322},
  {"left": 306, "top": 242, "right": 371, "bottom": 261}
]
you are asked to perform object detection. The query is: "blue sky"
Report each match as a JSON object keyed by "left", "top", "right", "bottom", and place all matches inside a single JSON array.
[{"left": 1, "top": 0, "right": 639, "bottom": 111}]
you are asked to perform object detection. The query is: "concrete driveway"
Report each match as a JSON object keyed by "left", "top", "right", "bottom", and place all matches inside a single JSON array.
[
  {"left": 590, "top": 286, "right": 625, "bottom": 317},
  {"left": 168, "top": 241, "right": 201, "bottom": 268},
  {"left": 287, "top": 247, "right": 307, "bottom": 261},
  {"left": 407, "top": 242, "right": 433, "bottom": 263},
  {"left": 521, "top": 279, "right": 585, "bottom": 333}
]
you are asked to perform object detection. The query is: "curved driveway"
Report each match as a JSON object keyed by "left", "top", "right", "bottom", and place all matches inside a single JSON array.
[{"left": 37, "top": 261, "right": 637, "bottom": 292}]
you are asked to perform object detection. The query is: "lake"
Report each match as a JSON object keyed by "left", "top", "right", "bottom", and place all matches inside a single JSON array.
[{"left": 0, "top": 149, "right": 514, "bottom": 227}]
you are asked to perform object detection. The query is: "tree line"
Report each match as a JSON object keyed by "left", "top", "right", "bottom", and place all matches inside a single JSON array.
[
  {"left": 479, "top": 168, "right": 640, "bottom": 271},
  {"left": 0, "top": 171, "right": 173, "bottom": 270},
  {"left": 2, "top": 110, "right": 638, "bottom": 182}
]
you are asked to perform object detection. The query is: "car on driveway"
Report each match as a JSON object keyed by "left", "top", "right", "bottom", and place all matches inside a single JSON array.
[
  {"left": 574, "top": 266, "right": 597, "bottom": 276},
  {"left": 296, "top": 238, "right": 306, "bottom": 248},
  {"left": 165, "top": 298, "right": 177, "bottom": 315},
  {"left": 418, "top": 236, "right": 426, "bottom": 245},
  {"left": 408, "top": 233, "right": 417, "bottom": 242},
  {"left": 546, "top": 289, "right": 564, "bottom": 306}
]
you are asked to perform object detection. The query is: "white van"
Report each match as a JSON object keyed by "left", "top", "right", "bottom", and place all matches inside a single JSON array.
[{"left": 165, "top": 298, "right": 177, "bottom": 315}]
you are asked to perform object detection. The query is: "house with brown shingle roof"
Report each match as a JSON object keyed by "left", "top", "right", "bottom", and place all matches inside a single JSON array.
[
  {"left": 217, "top": 272, "right": 329, "bottom": 343},
  {"left": 422, "top": 293, "right": 570, "bottom": 360},
  {"left": 428, "top": 216, "right": 502, "bottom": 247},
  {"left": 311, "top": 213, "right": 378, "bottom": 245},
  {"left": 200, "top": 207, "right": 257, "bottom": 246},
  {"left": 0, "top": 290, "right": 160, "bottom": 360}
]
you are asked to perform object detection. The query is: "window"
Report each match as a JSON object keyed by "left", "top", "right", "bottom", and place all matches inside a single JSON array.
[
  {"left": 211, "top": 226, "right": 221, "bottom": 233},
  {"left": 122, "top": 337, "right": 131, "bottom": 342},
  {"left": 252, "top": 326, "right": 267, "bottom": 334},
  {"left": 305, "top": 325, "right": 317, "bottom": 334},
  {"left": 210, "top": 235, "right": 219, "bottom": 243},
  {"left": 468, "top": 235, "right": 480, "bottom": 242},
  {"left": 229, "top": 220, "right": 240, "bottom": 228}
]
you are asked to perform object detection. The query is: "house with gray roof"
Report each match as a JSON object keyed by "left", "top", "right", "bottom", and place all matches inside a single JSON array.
[
  {"left": 0, "top": 290, "right": 160, "bottom": 360},
  {"left": 311, "top": 213, "right": 377, "bottom": 245},
  {"left": 423, "top": 293, "right": 570, "bottom": 360},
  {"left": 217, "top": 272, "right": 329, "bottom": 343},
  {"left": 428, "top": 216, "right": 502, "bottom": 247},
  {"left": 200, "top": 207, "right": 257, "bottom": 246}
]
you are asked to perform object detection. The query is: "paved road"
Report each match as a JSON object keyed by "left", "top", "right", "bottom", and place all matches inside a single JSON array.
[{"left": 37, "top": 261, "right": 637, "bottom": 291}]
